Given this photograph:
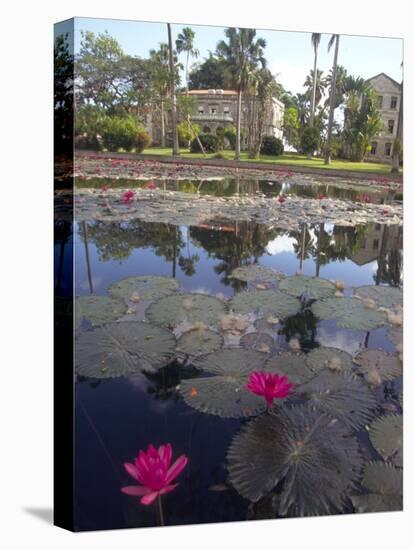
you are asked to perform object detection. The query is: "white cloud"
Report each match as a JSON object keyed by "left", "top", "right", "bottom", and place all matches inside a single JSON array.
[
  {"left": 266, "top": 235, "right": 295, "bottom": 255},
  {"left": 270, "top": 60, "right": 309, "bottom": 95}
]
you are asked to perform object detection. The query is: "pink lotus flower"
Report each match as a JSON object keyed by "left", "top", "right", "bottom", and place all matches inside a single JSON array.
[
  {"left": 102, "top": 185, "right": 109, "bottom": 192},
  {"left": 278, "top": 194, "right": 286, "bottom": 204},
  {"left": 121, "top": 444, "right": 188, "bottom": 506},
  {"left": 147, "top": 181, "right": 157, "bottom": 190},
  {"left": 246, "top": 371, "right": 293, "bottom": 407},
  {"left": 316, "top": 192, "right": 325, "bottom": 200},
  {"left": 123, "top": 190, "right": 134, "bottom": 203}
]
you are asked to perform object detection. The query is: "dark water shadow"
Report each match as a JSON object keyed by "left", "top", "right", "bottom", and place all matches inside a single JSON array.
[{"left": 23, "top": 507, "right": 53, "bottom": 524}]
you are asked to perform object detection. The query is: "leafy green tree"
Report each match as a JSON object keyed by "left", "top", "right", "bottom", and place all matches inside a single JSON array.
[
  {"left": 300, "top": 126, "right": 320, "bottom": 155},
  {"left": 188, "top": 54, "right": 232, "bottom": 89},
  {"left": 216, "top": 28, "right": 267, "bottom": 160},
  {"left": 342, "top": 88, "right": 383, "bottom": 161},
  {"left": 283, "top": 107, "right": 300, "bottom": 148},
  {"left": 167, "top": 23, "right": 180, "bottom": 155},
  {"left": 175, "top": 27, "right": 199, "bottom": 94},
  {"left": 304, "top": 70, "right": 327, "bottom": 115}
]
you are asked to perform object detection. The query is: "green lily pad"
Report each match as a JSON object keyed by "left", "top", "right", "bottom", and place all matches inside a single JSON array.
[
  {"left": 108, "top": 275, "right": 180, "bottom": 302},
  {"left": 75, "top": 321, "right": 176, "bottom": 378},
  {"left": 299, "top": 370, "right": 377, "bottom": 429},
  {"left": 351, "top": 462, "right": 402, "bottom": 513},
  {"left": 362, "top": 461, "right": 403, "bottom": 494},
  {"left": 75, "top": 295, "right": 127, "bottom": 329},
  {"left": 305, "top": 347, "right": 353, "bottom": 373},
  {"left": 179, "top": 349, "right": 268, "bottom": 418},
  {"left": 229, "top": 289, "right": 301, "bottom": 319},
  {"left": 240, "top": 332, "right": 274, "bottom": 353},
  {"left": 369, "top": 414, "right": 403, "bottom": 467},
  {"left": 227, "top": 405, "right": 362, "bottom": 516},
  {"left": 177, "top": 328, "right": 223, "bottom": 356},
  {"left": 279, "top": 275, "right": 336, "bottom": 300},
  {"left": 230, "top": 265, "right": 284, "bottom": 283},
  {"left": 146, "top": 293, "right": 227, "bottom": 327},
  {"left": 264, "top": 352, "right": 314, "bottom": 385},
  {"left": 355, "top": 285, "right": 403, "bottom": 309},
  {"left": 312, "top": 297, "right": 386, "bottom": 330},
  {"left": 353, "top": 349, "right": 403, "bottom": 386}
]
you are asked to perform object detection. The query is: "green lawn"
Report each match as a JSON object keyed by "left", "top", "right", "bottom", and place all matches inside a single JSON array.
[{"left": 140, "top": 147, "right": 401, "bottom": 176}]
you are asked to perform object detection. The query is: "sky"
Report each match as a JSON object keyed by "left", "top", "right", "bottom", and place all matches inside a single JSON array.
[{"left": 62, "top": 16, "right": 403, "bottom": 97}]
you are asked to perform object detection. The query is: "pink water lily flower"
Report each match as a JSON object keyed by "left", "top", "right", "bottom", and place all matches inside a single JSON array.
[
  {"left": 123, "top": 190, "right": 134, "bottom": 203},
  {"left": 246, "top": 371, "right": 293, "bottom": 407},
  {"left": 278, "top": 194, "right": 286, "bottom": 204},
  {"left": 121, "top": 444, "right": 188, "bottom": 506},
  {"left": 147, "top": 181, "right": 157, "bottom": 190}
]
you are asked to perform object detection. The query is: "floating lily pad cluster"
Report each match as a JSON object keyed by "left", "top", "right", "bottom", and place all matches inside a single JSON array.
[
  {"left": 108, "top": 275, "right": 180, "bottom": 302},
  {"left": 351, "top": 462, "right": 402, "bottom": 513},
  {"left": 146, "top": 293, "right": 227, "bottom": 327},
  {"left": 75, "top": 321, "right": 176, "bottom": 378},
  {"left": 355, "top": 285, "right": 403, "bottom": 309},
  {"left": 75, "top": 295, "right": 127, "bottom": 329},
  {"left": 229, "top": 289, "right": 301, "bottom": 319},
  {"left": 279, "top": 275, "right": 336, "bottom": 300},
  {"left": 227, "top": 405, "right": 363, "bottom": 516},
  {"left": 369, "top": 414, "right": 402, "bottom": 467},
  {"left": 229, "top": 265, "right": 284, "bottom": 284},
  {"left": 311, "top": 296, "right": 386, "bottom": 330},
  {"left": 353, "top": 349, "right": 402, "bottom": 386}
]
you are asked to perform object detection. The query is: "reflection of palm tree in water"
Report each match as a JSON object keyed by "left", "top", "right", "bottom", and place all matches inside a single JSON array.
[
  {"left": 375, "top": 225, "right": 403, "bottom": 287},
  {"left": 178, "top": 228, "right": 200, "bottom": 277}
]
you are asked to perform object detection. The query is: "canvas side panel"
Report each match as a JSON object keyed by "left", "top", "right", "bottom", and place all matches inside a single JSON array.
[{"left": 54, "top": 17, "right": 75, "bottom": 532}]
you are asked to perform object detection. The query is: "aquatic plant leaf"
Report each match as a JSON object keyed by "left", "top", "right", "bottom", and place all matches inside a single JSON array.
[
  {"left": 361, "top": 462, "right": 402, "bottom": 495},
  {"left": 240, "top": 332, "right": 274, "bottom": 353},
  {"left": 227, "top": 405, "right": 362, "bottom": 516},
  {"left": 230, "top": 264, "right": 284, "bottom": 283},
  {"left": 388, "top": 326, "right": 402, "bottom": 346},
  {"left": 369, "top": 414, "right": 403, "bottom": 467},
  {"left": 353, "top": 349, "right": 402, "bottom": 386},
  {"left": 108, "top": 275, "right": 180, "bottom": 302},
  {"left": 75, "top": 321, "right": 176, "bottom": 378},
  {"left": 300, "top": 370, "right": 377, "bottom": 429},
  {"left": 180, "top": 349, "right": 268, "bottom": 418},
  {"left": 355, "top": 285, "right": 403, "bottom": 309},
  {"left": 312, "top": 296, "right": 386, "bottom": 330},
  {"left": 229, "top": 289, "right": 301, "bottom": 319},
  {"left": 264, "top": 353, "right": 314, "bottom": 385},
  {"left": 75, "top": 295, "right": 127, "bottom": 329},
  {"left": 146, "top": 293, "right": 227, "bottom": 327},
  {"left": 177, "top": 328, "right": 223, "bottom": 356},
  {"left": 350, "top": 493, "right": 402, "bottom": 513},
  {"left": 279, "top": 275, "right": 336, "bottom": 300},
  {"left": 306, "top": 347, "right": 353, "bottom": 373}
]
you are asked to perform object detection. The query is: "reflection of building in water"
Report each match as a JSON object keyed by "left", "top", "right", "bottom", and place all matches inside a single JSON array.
[{"left": 350, "top": 224, "right": 402, "bottom": 266}]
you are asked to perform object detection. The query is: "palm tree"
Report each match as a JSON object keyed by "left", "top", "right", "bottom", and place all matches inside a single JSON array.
[
  {"left": 324, "top": 34, "right": 340, "bottom": 164},
  {"left": 217, "top": 28, "right": 267, "bottom": 161},
  {"left": 309, "top": 33, "right": 322, "bottom": 127},
  {"left": 304, "top": 69, "right": 327, "bottom": 111},
  {"left": 149, "top": 44, "right": 170, "bottom": 147},
  {"left": 167, "top": 23, "right": 180, "bottom": 156},
  {"left": 175, "top": 27, "right": 199, "bottom": 95}
]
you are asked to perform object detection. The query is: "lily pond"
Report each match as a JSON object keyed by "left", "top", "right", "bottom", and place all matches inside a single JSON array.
[{"left": 67, "top": 159, "right": 403, "bottom": 530}]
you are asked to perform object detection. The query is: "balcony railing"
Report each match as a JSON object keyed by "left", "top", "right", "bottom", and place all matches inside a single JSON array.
[{"left": 191, "top": 113, "right": 234, "bottom": 122}]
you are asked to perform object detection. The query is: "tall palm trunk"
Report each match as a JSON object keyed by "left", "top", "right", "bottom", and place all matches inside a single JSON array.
[
  {"left": 160, "top": 100, "right": 166, "bottom": 147},
  {"left": 391, "top": 82, "right": 403, "bottom": 173},
  {"left": 235, "top": 88, "right": 242, "bottom": 161},
  {"left": 167, "top": 23, "right": 180, "bottom": 156},
  {"left": 324, "top": 35, "right": 340, "bottom": 165},
  {"left": 186, "top": 50, "right": 190, "bottom": 95},
  {"left": 310, "top": 57, "right": 318, "bottom": 127}
]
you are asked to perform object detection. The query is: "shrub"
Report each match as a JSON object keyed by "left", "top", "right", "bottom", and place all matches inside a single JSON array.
[
  {"left": 300, "top": 127, "right": 321, "bottom": 155},
  {"left": 74, "top": 134, "right": 101, "bottom": 150},
  {"left": 190, "top": 133, "right": 221, "bottom": 153},
  {"left": 134, "top": 127, "right": 151, "bottom": 153},
  {"left": 178, "top": 121, "right": 200, "bottom": 147},
  {"left": 101, "top": 115, "right": 150, "bottom": 152},
  {"left": 211, "top": 152, "right": 225, "bottom": 159},
  {"left": 260, "top": 136, "right": 284, "bottom": 156},
  {"left": 223, "top": 126, "right": 246, "bottom": 150}
]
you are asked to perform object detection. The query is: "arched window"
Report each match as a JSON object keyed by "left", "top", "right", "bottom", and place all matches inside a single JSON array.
[
  {"left": 370, "top": 141, "right": 377, "bottom": 155},
  {"left": 385, "top": 142, "right": 392, "bottom": 156},
  {"left": 203, "top": 125, "right": 211, "bottom": 133}
]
